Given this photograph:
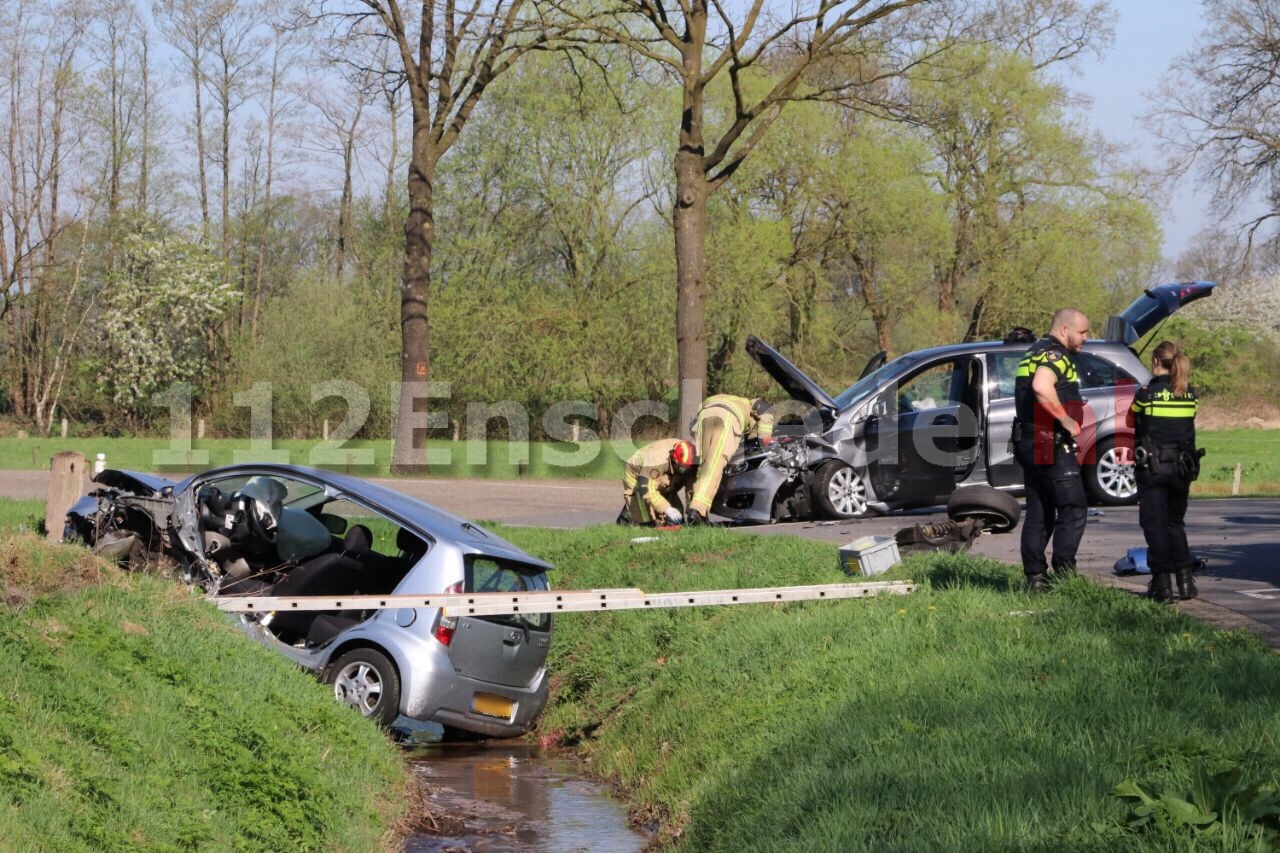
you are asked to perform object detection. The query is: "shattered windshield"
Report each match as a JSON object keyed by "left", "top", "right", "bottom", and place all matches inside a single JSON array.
[{"left": 832, "top": 353, "right": 924, "bottom": 410}]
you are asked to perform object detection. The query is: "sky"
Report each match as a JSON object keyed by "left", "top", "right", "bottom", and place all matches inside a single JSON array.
[{"left": 1071, "top": 0, "right": 1215, "bottom": 261}]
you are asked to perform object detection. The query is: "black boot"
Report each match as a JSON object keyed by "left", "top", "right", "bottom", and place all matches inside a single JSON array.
[
  {"left": 1147, "top": 572, "right": 1177, "bottom": 605},
  {"left": 1026, "top": 572, "right": 1051, "bottom": 595},
  {"left": 1175, "top": 565, "right": 1198, "bottom": 600}
]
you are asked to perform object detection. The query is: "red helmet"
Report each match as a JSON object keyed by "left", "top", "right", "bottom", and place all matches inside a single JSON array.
[{"left": 670, "top": 439, "right": 696, "bottom": 472}]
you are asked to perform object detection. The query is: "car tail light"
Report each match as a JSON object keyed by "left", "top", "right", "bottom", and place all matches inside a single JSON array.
[
  {"left": 433, "top": 614, "right": 457, "bottom": 646},
  {"left": 432, "top": 581, "right": 463, "bottom": 645}
]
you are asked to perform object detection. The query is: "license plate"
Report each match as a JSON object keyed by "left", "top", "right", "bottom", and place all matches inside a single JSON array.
[{"left": 472, "top": 693, "right": 514, "bottom": 719}]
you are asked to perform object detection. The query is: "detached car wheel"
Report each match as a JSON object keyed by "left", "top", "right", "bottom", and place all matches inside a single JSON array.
[
  {"left": 812, "top": 460, "right": 868, "bottom": 519},
  {"left": 1086, "top": 436, "right": 1138, "bottom": 505},
  {"left": 326, "top": 648, "right": 401, "bottom": 727},
  {"left": 946, "top": 486, "right": 1020, "bottom": 534}
]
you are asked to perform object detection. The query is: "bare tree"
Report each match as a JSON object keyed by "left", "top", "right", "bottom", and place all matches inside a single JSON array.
[
  {"left": 312, "top": 0, "right": 554, "bottom": 471},
  {"left": 1, "top": 0, "right": 102, "bottom": 429},
  {"left": 153, "top": 0, "right": 217, "bottom": 234},
  {"left": 1150, "top": 0, "right": 1280, "bottom": 244},
  {"left": 546, "top": 0, "right": 933, "bottom": 432}
]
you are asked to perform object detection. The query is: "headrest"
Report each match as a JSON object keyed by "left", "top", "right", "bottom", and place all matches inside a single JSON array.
[
  {"left": 343, "top": 524, "right": 373, "bottom": 554},
  {"left": 396, "top": 527, "right": 425, "bottom": 557}
]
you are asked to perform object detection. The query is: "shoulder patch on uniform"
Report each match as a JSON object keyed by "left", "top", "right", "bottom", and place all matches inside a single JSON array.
[
  {"left": 1045, "top": 350, "right": 1061, "bottom": 361},
  {"left": 648, "top": 468, "right": 662, "bottom": 479}
]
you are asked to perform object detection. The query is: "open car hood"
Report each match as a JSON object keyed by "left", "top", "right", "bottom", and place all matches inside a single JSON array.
[
  {"left": 745, "top": 336, "right": 839, "bottom": 413},
  {"left": 1104, "top": 281, "right": 1215, "bottom": 345}
]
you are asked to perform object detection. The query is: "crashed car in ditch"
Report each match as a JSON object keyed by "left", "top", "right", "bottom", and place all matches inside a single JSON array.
[
  {"left": 65, "top": 463, "right": 553, "bottom": 736},
  {"left": 714, "top": 281, "right": 1215, "bottom": 524}
]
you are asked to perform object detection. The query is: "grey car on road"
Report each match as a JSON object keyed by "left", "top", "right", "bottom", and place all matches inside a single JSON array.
[
  {"left": 67, "top": 463, "right": 553, "bottom": 736},
  {"left": 715, "top": 282, "right": 1216, "bottom": 524}
]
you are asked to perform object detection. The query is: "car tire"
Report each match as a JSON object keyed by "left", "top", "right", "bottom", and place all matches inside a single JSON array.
[
  {"left": 326, "top": 648, "right": 401, "bottom": 728},
  {"left": 811, "top": 460, "right": 868, "bottom": 519},
  {"left": 946, "top": 485, "right": 1021, "bottom": 533},
  {"left": 1085, "top": 436, "right": 1138, "bottom": 505}
]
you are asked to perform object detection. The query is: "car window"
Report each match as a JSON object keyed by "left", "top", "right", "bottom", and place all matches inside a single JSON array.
[
  {"left": 466, "top": 556, "right": 550, "bottom": 631},
  {"left": 990, "top": 350, "right": 1028, "bottom": 400},
  {"left": 897, "top": 361, "right": 963, "bottom": 412},
  {"left": 1075, "top": 351, "right": 1135, "bottom": 389},
  {"left": 201, "top": 474, "right": 323, "bottom": 506},
  {"left": 316, "top": 497, "right": 414, "bottom": 556}
]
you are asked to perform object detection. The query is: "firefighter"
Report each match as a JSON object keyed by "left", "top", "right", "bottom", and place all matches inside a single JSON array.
[
  {"left": 1012, "top": 308, "right": 1090, "bottom": 594},
  {"left": 686, "top": 395, "right": 774, "bottom": 524},
  {"left": 617, "top": 438, "right": 699, "bottom": 526},
  {"left": 1127, "top": 340, "right": 1202, "bottom": 603}
]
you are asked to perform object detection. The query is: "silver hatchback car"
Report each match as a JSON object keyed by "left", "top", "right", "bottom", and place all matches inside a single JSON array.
[
  {"left": 67, "top": 464, "right": 553, "bottom": 736},
  {"left": 715, "top": 282, "right": 1215, "bottom": 523}
]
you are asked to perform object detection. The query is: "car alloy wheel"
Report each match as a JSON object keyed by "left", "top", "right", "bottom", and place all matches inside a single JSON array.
[
  {"left": 813, "top": 460, "right": 868, "bottom": 519},
  {"left": 1087, "top": 437, "right": 1138, "bottom": 505},
  {"left": 327, "top": 648, "right": 401, "bottom": 727}
]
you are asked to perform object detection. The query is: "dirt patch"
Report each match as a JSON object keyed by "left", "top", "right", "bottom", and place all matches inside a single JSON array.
[
  {"left": 1, "top": 534, "right": 118, "bottom": 610},
  {"left": 1197, "top": 398, "right": 1280, "bottom": 430}
]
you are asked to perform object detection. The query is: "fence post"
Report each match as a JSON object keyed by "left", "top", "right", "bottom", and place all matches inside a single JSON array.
[
  {"left": 45, "top": 451, "right": 86, "bottom": 542},
  {"left": 1232, "top": 463, "right": 1242, "bottom": 496}
]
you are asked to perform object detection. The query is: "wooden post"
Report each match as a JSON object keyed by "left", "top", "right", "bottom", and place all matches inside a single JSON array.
[
  {"left": 197, "top": 418, "right": 206, "bottom": 440},
  {"left": 346, "top": 452, "right": 354, "bottom": 474},
  {"left": 60, "top": 418, "right": 68, "bottom": 438},
  {"left": 323, "top": 419, "right": 330, "bottom": 441},
  {"left": 45, "top": 451, "right": 86, "bottom": 542},
  {"left": 1232, "top": 463, "right": 1242, "bottom": 496}
]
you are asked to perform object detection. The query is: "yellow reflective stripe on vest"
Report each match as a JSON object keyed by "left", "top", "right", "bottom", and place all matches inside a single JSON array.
[{"left": 1016, "top": 349, "right": 1077, "bottom": 382}]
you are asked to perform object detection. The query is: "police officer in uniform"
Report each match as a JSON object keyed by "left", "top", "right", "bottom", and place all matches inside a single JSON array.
[
  {"left": 1012, "top": 308, "right": 1090, "bottom": 593},
  {"left": 687, "top": 395, "right": 774, "bottom": 524},
  {"left": 617, "top": 438, "right": 698, "bottom": 526},
  {"left": 1127, "top": 341, "right": 1201, "bottom": 603}
]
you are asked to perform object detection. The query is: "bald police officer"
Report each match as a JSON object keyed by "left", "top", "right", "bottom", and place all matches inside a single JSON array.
[{"left": 1012, "top": 308, "right": 1090, "bottom": 593}]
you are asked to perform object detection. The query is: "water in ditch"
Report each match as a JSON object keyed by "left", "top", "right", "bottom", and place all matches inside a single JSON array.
[{"left": 402, "top": 736, "right": 651, "bottom": 852}]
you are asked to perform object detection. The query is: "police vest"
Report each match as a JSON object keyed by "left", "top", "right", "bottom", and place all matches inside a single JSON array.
[
  {"left": 1131, "top": 376, "right": 1197, "bottom": 449},
  {"left": 1013, "top": 337, "right": 1082, "bottom": 430}
]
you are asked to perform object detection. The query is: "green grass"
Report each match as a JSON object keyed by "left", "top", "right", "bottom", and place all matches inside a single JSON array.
[
  {"left": 1194, "top": 429, "right": 1280, "bottom": 497},
  {"left": 0, "top": 498, "right": 43, "bottom": 535},
  {"left": 0, "top": 535, "right": 411, "bottom": 851},
  {"left": 500, "top": 524, "right": 1280, "bottom": 850},
  {"left": 0, "top": 436, "right": 629, "bottom": 479}
]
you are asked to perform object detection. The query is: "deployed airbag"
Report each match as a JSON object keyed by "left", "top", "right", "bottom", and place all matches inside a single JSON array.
[{"left": 276, "top": 507, "right": 332, "bottom": 562}]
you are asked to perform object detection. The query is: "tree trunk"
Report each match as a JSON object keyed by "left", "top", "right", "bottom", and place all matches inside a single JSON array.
[
  {"left": 673, "top": 149, "right": 708, "bottom": 438},
  {"left": 391, "top": 116, "right": 435, "bottom": 472}
]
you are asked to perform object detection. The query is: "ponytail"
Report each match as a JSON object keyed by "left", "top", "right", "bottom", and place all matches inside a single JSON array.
[{"left": 1152, "top": 340, "right": 1191, "bottom": 394}]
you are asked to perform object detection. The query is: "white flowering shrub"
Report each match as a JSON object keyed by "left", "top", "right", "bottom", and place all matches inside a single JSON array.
[{"left": 98, "top": 228, "right": 236, "bottom": 412}]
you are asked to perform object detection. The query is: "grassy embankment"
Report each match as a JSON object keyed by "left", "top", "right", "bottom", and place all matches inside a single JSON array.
[
  {"left": 2, "top": 429, "right": 1278, "bottom": 494},
  {"left": 0, "top": 519, "right": 412, "bottom": 850},
  {"left": 7, "top": 498, "right": 1280, "bottom": 849},
  {"left": 501, "top": 524, "right": 1280, "bottom": 850}
]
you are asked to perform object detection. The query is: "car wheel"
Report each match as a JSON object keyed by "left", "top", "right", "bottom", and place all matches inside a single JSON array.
[
  {"left": 1085, "top": 436, "right": 1138, "bottom": 505},
  {"left": 946, "top": 485, "right": 1021, "bottom": 533},
  {"left": 326, "top": 648, "right": 401, "bottom": 728},
  {"left": 812, "top": 461, "right": 868, "bottom": 519}
]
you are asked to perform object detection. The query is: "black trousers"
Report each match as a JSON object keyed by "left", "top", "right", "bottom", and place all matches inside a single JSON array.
[
  {"left": 1015, "top": 437, "right": 1087, "bottom": 576},
  {"left": 1137, "top": 468, "right": 1191, "bottom": 573}
]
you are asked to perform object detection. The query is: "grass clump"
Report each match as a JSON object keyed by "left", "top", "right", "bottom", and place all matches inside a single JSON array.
[
  {"left": 502, "top": 524, "right": 1280, "bottom": 851},
  {"left": 0, "top": 498, "right": 44, "bottom": 536},
  {"left": 0, "top": 534, "right": 411, "bottom": 851}
]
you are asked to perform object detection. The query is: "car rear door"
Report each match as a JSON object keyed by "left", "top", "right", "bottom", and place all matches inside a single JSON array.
[{"left": 446, "top": 556, "right": 552, "bottom": 689}]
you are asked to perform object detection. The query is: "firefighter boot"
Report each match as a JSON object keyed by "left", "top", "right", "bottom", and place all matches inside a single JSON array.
[
  {"left": 1026, "top": 573, "right": 1051, "bottom": 595},
  {"left": 1147, "top": 572, "right": 1177, "bottom": 605},
  {"left": 1175, "top": 564, "right": 1199, "bottom": 600}
]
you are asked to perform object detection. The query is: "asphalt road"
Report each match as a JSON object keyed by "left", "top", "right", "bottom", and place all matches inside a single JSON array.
[{"left": 4, "top": 469, "right": 1277, "bottom": 648}]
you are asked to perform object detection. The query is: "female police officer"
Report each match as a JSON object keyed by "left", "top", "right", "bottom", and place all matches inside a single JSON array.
[{"left": 1128, "top": 340, "right": 1202, "bottom": 603}]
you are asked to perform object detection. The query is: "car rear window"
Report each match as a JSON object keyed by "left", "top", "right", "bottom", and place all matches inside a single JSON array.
[{"left": 465, "top": 556, "right": 550, "bottom": 631}]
